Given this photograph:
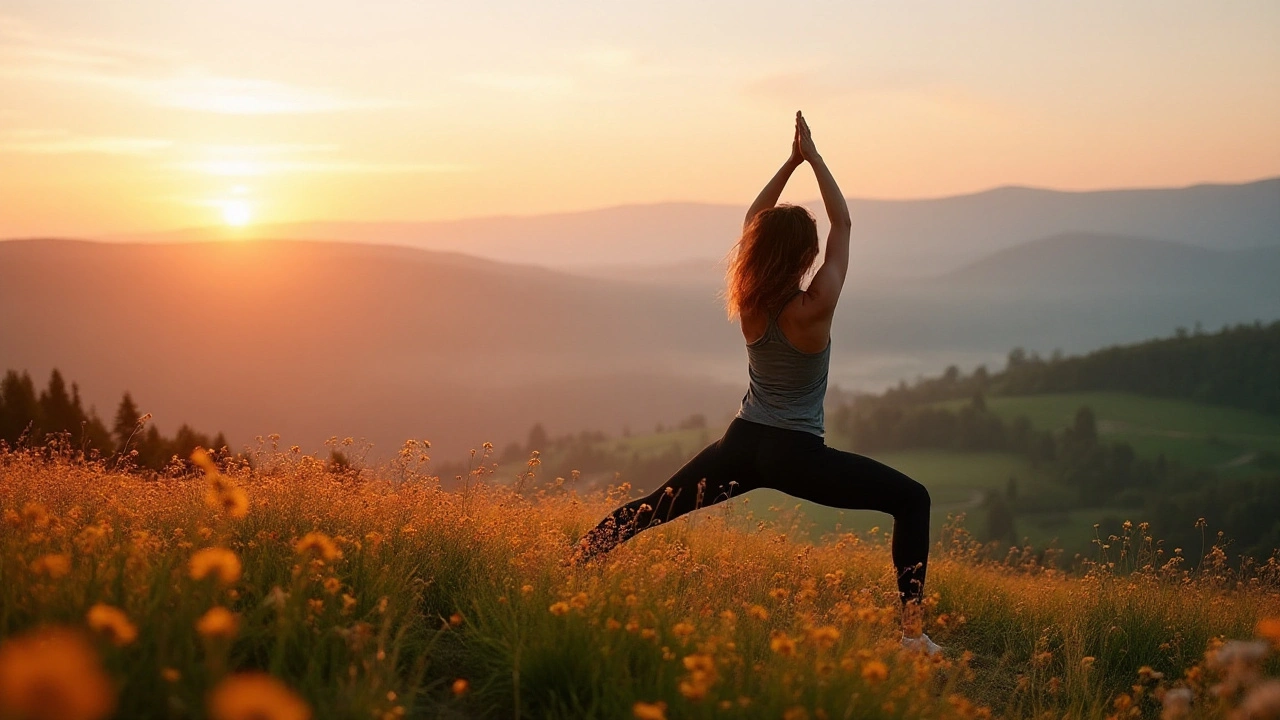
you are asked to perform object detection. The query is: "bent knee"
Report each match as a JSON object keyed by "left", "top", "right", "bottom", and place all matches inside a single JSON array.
[{"left": 906, "top": 478, "right": 931, "bottom": 512}]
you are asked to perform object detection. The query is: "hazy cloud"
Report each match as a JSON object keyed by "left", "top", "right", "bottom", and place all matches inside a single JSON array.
[
  {"left": 177, "top": 143, "right": 466, "bottom": 177},
  {"left": 0, "top": 129, "right": 173, "bottom": 155},
  {"left": 0, "top": 16, "right": 393, "bottom": 115}
]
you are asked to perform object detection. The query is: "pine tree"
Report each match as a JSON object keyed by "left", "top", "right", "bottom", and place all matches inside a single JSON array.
[
  {"left": 38, "top": 369, "right": 79, "bottom": 435},
  {"left": 0, "top": 371, "right": 40, "bottom": 442},
  {"left": 113, "top": 393, "right": 142, "bottom": 451},
  {"left": 526, "top": 423, "right": 548, "bottom": 454}
]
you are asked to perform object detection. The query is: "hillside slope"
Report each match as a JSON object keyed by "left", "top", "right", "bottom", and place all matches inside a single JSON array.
[{"left": 0, "top": 239, "right": 741, "bottom": 458}]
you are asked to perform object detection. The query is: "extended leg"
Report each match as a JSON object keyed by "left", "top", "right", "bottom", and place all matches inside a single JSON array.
[{"left": 576, "top": 436, "right": 746, "bottom": 560}]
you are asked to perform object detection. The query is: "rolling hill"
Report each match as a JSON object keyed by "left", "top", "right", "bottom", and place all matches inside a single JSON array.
[
  {"left": 0, "top": 239, "right": 743, "bottom": 459},
  {"left": 107, "top": 177, "right": 1280, "bottom": 279},
  {"left": 941, "top": 232, "right": 1280, "bottom": 293}
]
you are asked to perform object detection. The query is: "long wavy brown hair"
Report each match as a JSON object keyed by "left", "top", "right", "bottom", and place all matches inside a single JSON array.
[{"left": 724, "top": 204, "right": 819, "bottom": 319}]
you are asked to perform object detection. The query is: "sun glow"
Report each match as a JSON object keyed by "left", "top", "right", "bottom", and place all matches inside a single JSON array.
[{"left": 220, "top": 200, "right": 253, "bottom": 227}]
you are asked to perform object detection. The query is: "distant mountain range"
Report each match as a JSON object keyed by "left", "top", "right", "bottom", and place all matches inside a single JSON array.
[
  {"left": 4, "top": 177, "right": 1277, "bottom": 459},
  {"left": 942, "top": 232, "right": 1280, "bottom": 292},
  {"left": 106, "top": 177, "right": 1280, "bottom": 278}
]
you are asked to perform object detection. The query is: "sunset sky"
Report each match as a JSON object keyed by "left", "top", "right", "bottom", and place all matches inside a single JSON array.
[{"left": 1, "top": 0, "right": 1277, "bottom": 237}]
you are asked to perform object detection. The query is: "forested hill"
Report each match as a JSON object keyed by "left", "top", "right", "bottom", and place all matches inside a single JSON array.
[{"left": 876, "top": 321, "right": 1280, "bottom": 415}]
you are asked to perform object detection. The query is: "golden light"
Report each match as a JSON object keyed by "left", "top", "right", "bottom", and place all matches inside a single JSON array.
[{"left": 221, "top": 200, "right": 253, "bottom": 227}]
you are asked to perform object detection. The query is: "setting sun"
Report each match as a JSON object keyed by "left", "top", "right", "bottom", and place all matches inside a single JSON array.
[{"left": 221, "top": 200, "right": 253, "bottom": 227}]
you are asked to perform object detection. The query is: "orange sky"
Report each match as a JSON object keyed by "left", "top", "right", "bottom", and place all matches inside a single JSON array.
[{"left": 1, "top": 0, "right": 1277, "bottom": 237}]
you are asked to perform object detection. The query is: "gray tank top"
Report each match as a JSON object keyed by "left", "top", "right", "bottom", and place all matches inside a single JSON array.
[{"left": 735, "top": 295, "right": 831, "bottom": 437}]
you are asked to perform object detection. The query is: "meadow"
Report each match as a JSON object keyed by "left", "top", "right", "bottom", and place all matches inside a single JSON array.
[
  {"left": 934, "top": 393, "right": 1280, "bottom": 476},
  {"left": 1, "top": 441, "right": 1279, "bottom": 720}
]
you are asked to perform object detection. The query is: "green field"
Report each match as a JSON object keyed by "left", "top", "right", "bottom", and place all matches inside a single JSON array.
[{"left": 939, "top": 392, "right": 1280, "bottom": 474}]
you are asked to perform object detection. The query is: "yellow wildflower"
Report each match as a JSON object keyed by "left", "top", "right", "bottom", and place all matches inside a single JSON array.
[
  {"left": 770, "top": 632, "right": 796, "bottom": 657},
  {"left": 196, "top": 607, "right": 239, "bottom": 640},
  {"left": 809, "top": 625, "right": 840, "bottom": 649},
  {"left": 85, "top": 604, "right": 137, "bottom": 647},
  {"left": 678, "top": 678, "right": 709, "bottom": 700},
  {"left": 747, "top": 604, "right": 769, "bottom": 621},
  {"left": 191, "top": 447, "right": 217, "bottom": 474},
  {"left": 294, "top": 533, "right": 341, "bottom": 562},
  {"left": 1138, "top": 665, "right": 1165, "bottom": 682},
  {"left": 633, "top": 701, "right": 668, "bottom": 720},
  {"left": 673, "top": 622, "right": 695, "bottom": 640},
  {"left": 323, "top": 578, "right": 341, "bottom": 595},
  {"left": 218, "top": 487, "right": 250, "bottom": 519},
  {"left": 1258, "top": 617, "right": 1280, "bottom": 647},
  {"left": 683, "top": 653, "right": 715, "bottom": 674},
  {"left": 0, "top": 627, "right": 115, "bottom": 720},
  {"left": 208, "top": 672, "right": 311, "bottom": 720},
  {"left": 783, "top": 708, "right": 810, "bottom": 720},
  {"left": 451, "top": 679, "right": 469, "bottom": 697},
  {"left": 549, "top": 602, "right": 570, "bottom": 616},
  {"left": 162, "top": 667, "right": 181, "bottom": 683},
  {"left": 21, "top": 502, "right": 50, "bottom": 528},
  {"left": 862, "top": 660, "right": 889, "bottom": 684},
  {"left": 190, "top": 548, "right": 242, "bottom": 584},
  {"left": 30, "top": 553, "right": 71, "bottom": 578}
]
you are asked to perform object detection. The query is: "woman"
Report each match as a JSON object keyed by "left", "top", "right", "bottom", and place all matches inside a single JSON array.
[{"left": 576, "top": 111, "right": 941, "bottom": 654}]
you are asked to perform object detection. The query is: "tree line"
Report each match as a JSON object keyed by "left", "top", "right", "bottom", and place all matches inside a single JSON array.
[
  {"left": 873, "top": 320, "right": 1280, "bottom": 415},
  {"left": 0, "top": 369, "right": 226, "bottom": 470}
]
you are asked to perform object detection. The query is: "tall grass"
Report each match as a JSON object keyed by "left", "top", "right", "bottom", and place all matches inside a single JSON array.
[{"left": 1, "top": 440, "right": 1277, "bottom": 719}]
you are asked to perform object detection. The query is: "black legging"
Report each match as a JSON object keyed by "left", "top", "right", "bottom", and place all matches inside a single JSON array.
[{"left": 580, "top": 418, "right": 932, "bottom": 604}]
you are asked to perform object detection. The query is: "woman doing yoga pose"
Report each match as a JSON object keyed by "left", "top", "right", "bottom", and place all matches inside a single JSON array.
[{"left": 576, "top": 111, "right": 941, "bottom": 654}]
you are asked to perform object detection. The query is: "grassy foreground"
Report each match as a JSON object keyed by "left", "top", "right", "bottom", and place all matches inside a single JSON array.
[{"left": 2, "top": 443, "right": 1279, "bottom": 720}]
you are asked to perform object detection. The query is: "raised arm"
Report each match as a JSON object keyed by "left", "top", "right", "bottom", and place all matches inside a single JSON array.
[
  {"left": 796, "top": 112, "right": 852, "bottom": 314},
  {"left": 743, "top": 124, "right": 805, "bottom": 230}
]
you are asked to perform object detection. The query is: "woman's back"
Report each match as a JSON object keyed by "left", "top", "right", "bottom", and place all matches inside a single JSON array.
[{"left": 736, "top": 294, "right": 831, "bottom": 436}]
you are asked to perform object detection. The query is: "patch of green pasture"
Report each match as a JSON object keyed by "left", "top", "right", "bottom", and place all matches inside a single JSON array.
[
  {"left": 938, "top": 392, "right": 1280, "bottom": 472},
  {"left": 963, "top": 393, "right": 1280, "bottom": 437}
]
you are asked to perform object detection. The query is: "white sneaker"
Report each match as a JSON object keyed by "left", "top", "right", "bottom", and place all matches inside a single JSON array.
[{"left": 901, "top": 633, "right": 944, "bottom": 656}]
